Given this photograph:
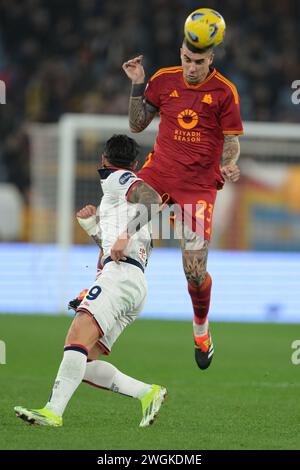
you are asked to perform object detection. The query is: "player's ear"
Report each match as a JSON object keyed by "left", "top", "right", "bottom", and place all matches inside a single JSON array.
[
  {"left": 101, "top": 154, "right": 109, "bottom": 167},
  {"left": 209, "top": 53, "right": 214, "bottom": 65},
  {"left": 132, "top": 161, "right": 138, "bottom": 170}
]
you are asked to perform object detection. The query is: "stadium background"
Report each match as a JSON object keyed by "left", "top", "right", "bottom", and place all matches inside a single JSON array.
[
  {"left": 0, "top": 0, "right": 300, "bottom": 451},
  {"left": 0, "top": 0, "right": 299, "bottom": 320}
]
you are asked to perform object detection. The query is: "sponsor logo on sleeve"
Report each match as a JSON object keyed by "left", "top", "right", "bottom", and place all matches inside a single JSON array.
[{"left": 119, "top": 172, "right": 135, "bottom": 185}]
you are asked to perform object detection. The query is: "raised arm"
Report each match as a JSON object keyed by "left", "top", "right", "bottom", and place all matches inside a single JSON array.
[
  {"left": 122, "top": 55, "right": 157, "bottom": 133},
  {"left": 220, "top": 135, "right": 241, "bottom": 183}
]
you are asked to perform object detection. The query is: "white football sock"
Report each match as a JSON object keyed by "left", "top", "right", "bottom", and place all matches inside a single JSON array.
[
  {"left": 46, "top": 347, "right": 87, "bottom": 416},
  {"left": 83, "top": 360, "right": 152, "bottom": 399},
  {"left": 193, "top": 318, "right": 209, "bottom": 336}
]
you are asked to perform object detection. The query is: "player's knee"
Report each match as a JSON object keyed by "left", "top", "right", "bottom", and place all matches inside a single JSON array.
[{"left": 88, "top": 343, "right": 104, "bottom": 361}]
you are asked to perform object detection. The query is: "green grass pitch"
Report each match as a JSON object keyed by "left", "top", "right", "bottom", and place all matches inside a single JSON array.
[{"left": 0, "top": 315, "right": 299, "bottom": 450}]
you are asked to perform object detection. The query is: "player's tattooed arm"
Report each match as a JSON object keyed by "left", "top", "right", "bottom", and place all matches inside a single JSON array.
[
  {"left": 221, "top": 135, "right": 241, "bottom": 183},
  {"left": 90, "top": 234, "right": 102, "bottom": 250},
  {"left": 110, "top": 182, "right": 162, "bottom": 262},
  {"left": 222, "top": 135, "right": 240, "bottom": 166},
  {"left": 122, "top": 55, "right": 158, "bottom": 132},
  {"left": 129, "top": 89, "right": 157, "bottom": 133},
  {"left": 126, "top": 181, "right": 162, "bottom": 236}
]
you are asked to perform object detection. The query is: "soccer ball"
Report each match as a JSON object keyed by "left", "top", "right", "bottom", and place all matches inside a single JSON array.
[{"left": 184, "top": 8, "right": 226, "bottom": 49}]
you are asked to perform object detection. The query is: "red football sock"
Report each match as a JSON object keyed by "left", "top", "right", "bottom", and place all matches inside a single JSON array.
[{"left": 188, "top": 273, "right": 212, "bottom": 326}]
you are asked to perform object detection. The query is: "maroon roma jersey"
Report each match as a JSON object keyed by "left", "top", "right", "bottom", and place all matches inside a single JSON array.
[{"left": 144, "top": 66, "right": 243, "bottom": 188}]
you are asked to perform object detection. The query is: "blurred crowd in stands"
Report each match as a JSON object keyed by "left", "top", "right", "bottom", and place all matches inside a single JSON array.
[{"left": 0, "top": 0, "right": 299, "bottom": 200}]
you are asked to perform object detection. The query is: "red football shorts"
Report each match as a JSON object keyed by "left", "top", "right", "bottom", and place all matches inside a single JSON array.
[{"left": 138, "top": 160, "right": 217, "bottom": 242}]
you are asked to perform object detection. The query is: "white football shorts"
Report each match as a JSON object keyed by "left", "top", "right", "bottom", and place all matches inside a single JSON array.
[{"left": 77, "top": 260, "right": 147, "bottom": 355}]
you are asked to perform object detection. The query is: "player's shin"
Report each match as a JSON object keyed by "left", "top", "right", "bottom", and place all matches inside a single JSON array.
[
  {"left": 188, "top": 272, "right": 212, "bottom": 336},
  {"left": 45, "top": 344, "right": 88, "bottom": 416},
  {"left": 83, "top": 360, "right": 152, "bottom": 398},
  {"left": 83, "top": 360, "right": 166, "bottom": 427}
]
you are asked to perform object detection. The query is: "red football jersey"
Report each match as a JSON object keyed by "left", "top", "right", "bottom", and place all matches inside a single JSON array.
[{"left": 144, "top": 66, "right": 243, "bottom": 188}]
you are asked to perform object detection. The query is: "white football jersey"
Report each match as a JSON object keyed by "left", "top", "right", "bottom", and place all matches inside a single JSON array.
[{"left": 99, "top": 168, "right": 152, "bottom": 269}]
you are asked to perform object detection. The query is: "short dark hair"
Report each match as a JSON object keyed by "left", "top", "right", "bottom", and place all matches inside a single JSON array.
[
  {"left": 183, "top": 37, "right": 214, "bottom": 55},
  {"left": 103, "top": 134, "right": 139, "bottom": 169}
]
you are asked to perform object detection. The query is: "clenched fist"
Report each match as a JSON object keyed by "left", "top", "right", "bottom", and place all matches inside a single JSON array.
[
  {"left": 122, "top": 55, "right": 145, "bottom": 84},
  {"left": 76, "top": 205, "right": 97, "bottom": 219}
]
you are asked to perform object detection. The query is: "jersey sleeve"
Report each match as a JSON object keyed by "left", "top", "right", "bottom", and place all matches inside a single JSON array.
[
  {"left": 144, "top": 73, "right": 161, "bottom": 109},
  {"left": 110, "top": 171, "right": 143, "bottom": 200},
  {"left": 220, "top": 89, "right": 244, "bottom": 135}
]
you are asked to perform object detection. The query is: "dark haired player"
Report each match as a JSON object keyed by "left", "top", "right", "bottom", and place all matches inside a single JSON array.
[
  {"left": 121, "top": 38, "right": 243, "bottom": 370},
  {"left": 15, "top": 135, "right": 167, "bottom": 428}
]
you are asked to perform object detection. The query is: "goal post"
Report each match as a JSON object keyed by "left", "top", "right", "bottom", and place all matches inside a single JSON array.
[{"left": 57, "top": 113, "right": 160, "bottom": 248}]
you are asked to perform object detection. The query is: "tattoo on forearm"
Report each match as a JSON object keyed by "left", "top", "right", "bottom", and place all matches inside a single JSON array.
[
  {"left": 91, "top": 234, "right": 103, "bottom": 250},
  {"left": 127, "top": 182, "right": 162, "bottom": 236},
  {"left": 129, "top": 94, "right": 157, "bottom": 132},
  {"left": 222, "top": 135, "right": 240, "bottom": 166},
  {"left": 182, "top": 241, "right": 209, "bottom": 286},
  {"left": 129, "top": 181, "right": 161, "bottom": 205}
]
